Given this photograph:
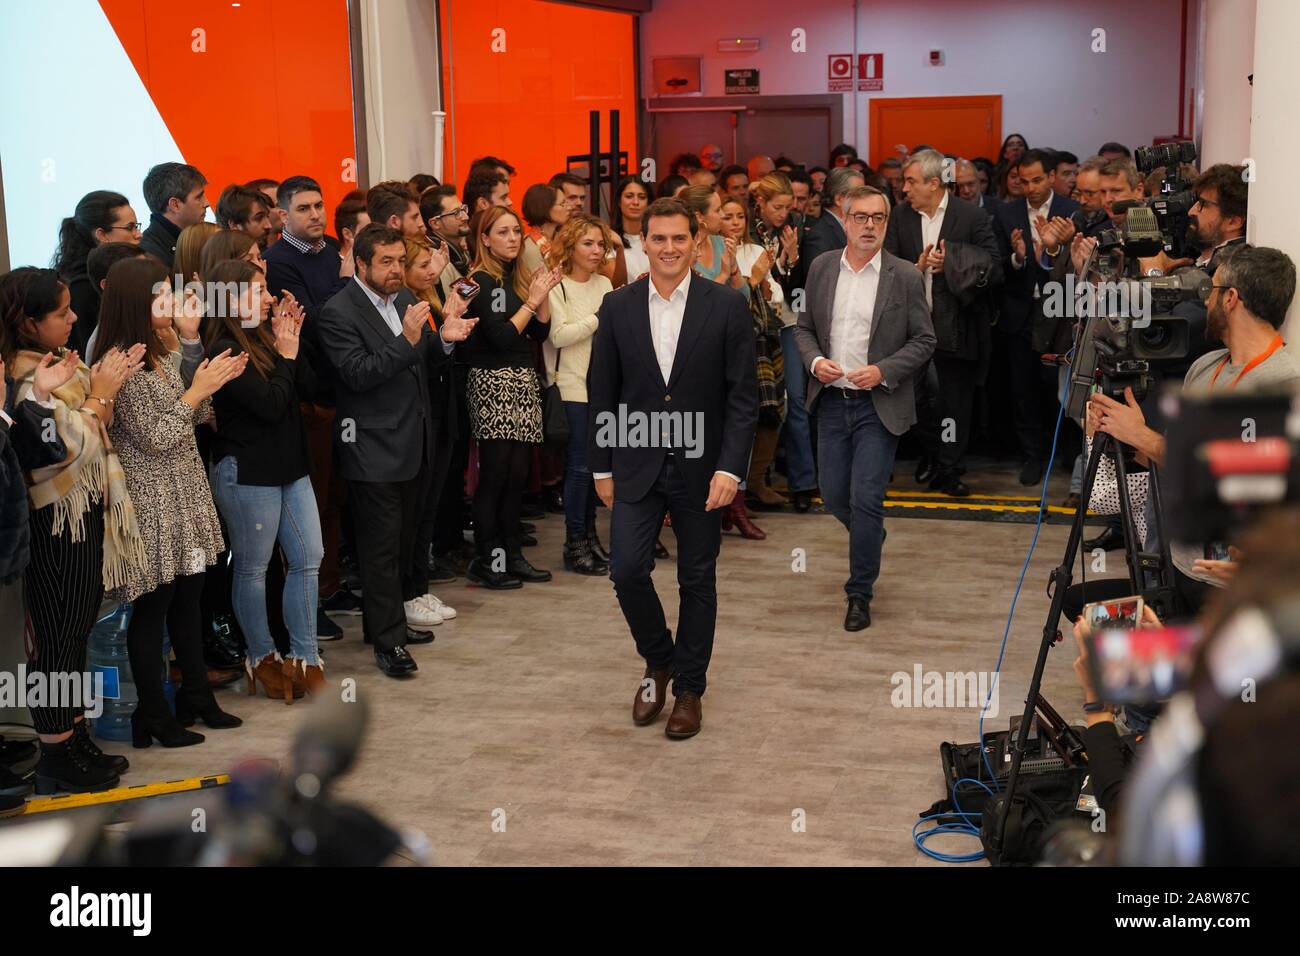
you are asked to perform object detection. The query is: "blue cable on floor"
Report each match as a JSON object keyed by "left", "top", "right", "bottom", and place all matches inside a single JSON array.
[{"left": 914, "top": 351, "right": 1073, "bottom": 863}]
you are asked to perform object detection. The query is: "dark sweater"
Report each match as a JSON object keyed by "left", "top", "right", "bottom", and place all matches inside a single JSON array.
[
  {"left": 263, "top": 235, "right": 348, "bottom": 406},
  {"left": 461, "top": 265, "right": 549, "bottom": 370},
  {"left": 208, "top": 336, "right": 316, "bottom": 486},
  {"left": 1, "top": 381, "right": 68, "bottom": 584},
  {"left": 138, "top": 213, "right": 181, "bottom": 268}
]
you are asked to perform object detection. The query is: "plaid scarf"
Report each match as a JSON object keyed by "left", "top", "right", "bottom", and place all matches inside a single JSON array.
[
  {"left": 748, "top": 286, "right": 785, "bottom": 425},
  {"left": 10, "top": 350, "right": 146, "bottom": 591}
]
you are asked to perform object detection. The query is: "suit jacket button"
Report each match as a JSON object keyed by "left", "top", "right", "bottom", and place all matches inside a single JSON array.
[{"left": 664, "top": 394, "right": 671, "bottom": 401}]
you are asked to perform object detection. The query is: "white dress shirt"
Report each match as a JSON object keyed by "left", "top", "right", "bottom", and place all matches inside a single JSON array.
[
  {"left": 354, "top": 276, "right": 402, "bottom": 335},
  {"left": 593, "top": 269, "right": 739, "bottom": 483},
  {"left": 811, "top": 249, "right": 882, "bottom": 390},
  {"left": 1012, "top": 194, "right": 1053, "bottom": 269},
  {"left": 649, "top": 269, "right": 690, "bottom": 384},
  {"left": 353, "top": 276, "right": 454, "bottom": 353},
  {"left": 917, "top": 191, "right": 948, "bottom": 307}
]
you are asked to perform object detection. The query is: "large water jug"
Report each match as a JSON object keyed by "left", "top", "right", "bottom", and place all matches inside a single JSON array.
[{"left": 87, "top": 604, "right": 136, "bottom": 742}]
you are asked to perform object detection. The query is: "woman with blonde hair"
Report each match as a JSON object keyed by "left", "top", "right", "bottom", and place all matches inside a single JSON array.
[
  {"left": 173, "top": 221, "right": 221, "bottom": 285},
  {"left": 545, "top": 215, "right": 616, "bottom": 574},
  {"left": 744, "top": 173, "right": 800, "bottom": 509},
  {"left": 401, "top": 233, "right": 463, "bottom": 626},
  {"left": 461, "top": 206, "right": 563, "bottom": 588}
]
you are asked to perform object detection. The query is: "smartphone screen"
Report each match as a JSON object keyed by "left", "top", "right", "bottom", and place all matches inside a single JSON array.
[
  {"left": 451, "top": 278, "right": 480, "bottom": 302},
  {"left": 1086, "top": 624, "right": 1200, "bottom": 704},
  {"left": 1082, "top": 596, "right": 1144, "bottom": 632}
]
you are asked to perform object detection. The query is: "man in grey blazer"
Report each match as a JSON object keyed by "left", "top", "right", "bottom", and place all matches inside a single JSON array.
[{"left": 794, "top": 185, "right": 936, "bottom": 631}]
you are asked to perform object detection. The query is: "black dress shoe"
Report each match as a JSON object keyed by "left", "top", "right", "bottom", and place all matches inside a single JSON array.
[
  {"left": 321, "top": 587, "right": 363, "bottom": 615},
  {"left": 915, "top": 456, "right": 938, "bottom": 486},
  {"left": 466, "top": 558, "right": 523, "bottom": 589},
  {"left": 518, "top": 521, "right": 536, "bottom": 534},
  {"left": 519, "top": 501, "right": 545, "bottom": 520},
  {"left": 0, "top": 763, "right": 32, "bottom": 799},
  {"left": 506, "top": 555, "right": 552, "bottom": 583},
  {"left": 792, "top": 490, "right": 813, "bottom": 513},
  {"left": 517, "top": 532, "right": 538, "bottom": 547},
  {"left": 1018, "top": 459, "right": 1044, "bottom": 486},
  {"left": 585, "top": 528, "right": 610, "bottom": 563},
  {"left": 930, "top": 475, "right": 972, "bottom": 498},
  {"left": 1083, "top": 525, "right": 1126, "bottom": 552},
  {"left": 405, "top": 625, "right": 435, "bottom": 645},
  {"left": 844, "top": 595, "right": 872, "bottom": 631},
  {"left": 375, "top": 645, "right": 418, "bottom": 677}
]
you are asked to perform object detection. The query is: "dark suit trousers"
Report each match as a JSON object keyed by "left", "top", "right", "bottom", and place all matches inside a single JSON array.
[
  {"left": 917, "top": 354, "right": 979, "bottom": 479},
  {"left": 349, "top": 464, "right": 428, "bottom": 652},
  {"left": 608, "top": 456, "right": 722, "bottom": 697},
  {"left": 409, "top": 416, "right": 452, "bottom": 595},
  {"left": 1005, "top": 323, "right": 1057, "bottom": 463}
]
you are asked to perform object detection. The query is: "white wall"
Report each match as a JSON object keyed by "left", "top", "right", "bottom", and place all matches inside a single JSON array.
[
  {"left": 356, "top": 0, "right": 444, "bottom": 183},
  {"left": 639, "top": 0, "right": 1196, "bottom": 163}
]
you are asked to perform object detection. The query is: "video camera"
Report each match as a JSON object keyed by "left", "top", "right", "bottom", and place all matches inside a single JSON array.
[
  {"left": 1063, "top": 267, "right": 1209, "bottom": 422},
  {"left": 1098, "top": 141, "right": 1199, "bottom": 262}
]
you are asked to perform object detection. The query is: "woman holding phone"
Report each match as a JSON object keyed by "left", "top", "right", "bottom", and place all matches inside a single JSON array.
[{"left": 461, "top": 206, "right": 563, "bottom": 589}]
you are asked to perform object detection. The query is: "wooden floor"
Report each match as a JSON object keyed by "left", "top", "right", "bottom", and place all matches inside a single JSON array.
[{"left": 44, "top": 465, "right": 1102, "bottom": 866}]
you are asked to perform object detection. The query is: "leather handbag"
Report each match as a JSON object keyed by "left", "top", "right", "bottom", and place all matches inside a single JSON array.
[{"left": 541, "top": 283, "right": 570, "bottom": 444}]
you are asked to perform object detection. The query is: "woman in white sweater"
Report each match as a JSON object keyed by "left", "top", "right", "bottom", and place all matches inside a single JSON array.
[{"left": 546, "top": 215, "right": 617, "bottom": 574}]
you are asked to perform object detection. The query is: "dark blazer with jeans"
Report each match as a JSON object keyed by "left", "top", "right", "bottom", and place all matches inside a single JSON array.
[
  {"left": 586, "top": 273, "right": 757, "bottom": 697},
  {"left": 793, "top": 246, "right": 935, "bottom": 602}
]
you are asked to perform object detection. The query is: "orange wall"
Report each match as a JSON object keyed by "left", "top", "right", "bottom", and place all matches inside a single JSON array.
[
  {"left": 440, "top": 0, "right": 637, "bottom": 201},
  {"left": 99, "top": 0, "right": 357, "bottom": 219}
]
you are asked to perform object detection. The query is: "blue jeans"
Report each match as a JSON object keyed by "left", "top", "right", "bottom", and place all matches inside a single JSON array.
[
  {"left": 780, "top": 324, "right": 818, "bottom": 493},
  {"left": 817, "top": 389, "right": 899, "bottom": 601},
  {"left": 210, "top": 456, "right": 324, "bottom": 665},
  {"left": 563, "top": 400, "right": 597, "bottom": 540}
]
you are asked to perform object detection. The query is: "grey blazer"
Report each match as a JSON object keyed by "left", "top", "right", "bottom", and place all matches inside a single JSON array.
[{"left": 793, "top": 247, "right": 936, "bottom": 436}]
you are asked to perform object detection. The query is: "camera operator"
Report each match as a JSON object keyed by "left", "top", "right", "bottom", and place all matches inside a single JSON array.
[
  {"left": 1088, "top": 244, "right": 1300, "bottom": 615},
  {"left": 1069, "top": 506, "right": 1300, "bottom": 864}
]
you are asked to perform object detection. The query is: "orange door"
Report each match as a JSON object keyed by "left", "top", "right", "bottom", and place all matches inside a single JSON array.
[{"left": 868, "top": 95, "right": 1002, "bottom": 166}]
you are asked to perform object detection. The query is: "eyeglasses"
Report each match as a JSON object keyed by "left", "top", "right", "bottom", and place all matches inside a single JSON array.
[
  {"left": 1199, "top": 283, "right": 1232, "bottom": 302},
  {"left": 435, "top": 205, "right": 469, "bottom": 220},
  {"left": 1193, "top": 194, "right": 1221, "bottom": 211},
  {"left": 847, "top": 212, "right": 887, "bottom": 226},
  {"left": 110, "top": 222, "right": 143, "bottom": 233}
]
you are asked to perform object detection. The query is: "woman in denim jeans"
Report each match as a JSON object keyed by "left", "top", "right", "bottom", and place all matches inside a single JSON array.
[
  {"left": 546, "top": 215, "right": 616, "bottom": 574},
  {"left": 204, "top": 259, "right": 324, "bottom": 701}
]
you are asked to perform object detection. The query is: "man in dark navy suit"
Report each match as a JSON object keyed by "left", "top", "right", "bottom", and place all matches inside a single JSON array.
[
  {"left": 993, "top": 148, "right": 1079, "bottom": 485},
  {"left": 587, "top": 198, "right": 758, "bottom": 740}
]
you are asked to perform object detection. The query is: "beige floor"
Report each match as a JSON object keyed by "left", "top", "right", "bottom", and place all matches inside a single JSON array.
[{"left": 28, "top": 465, "right": 1112, "bottom": 866}]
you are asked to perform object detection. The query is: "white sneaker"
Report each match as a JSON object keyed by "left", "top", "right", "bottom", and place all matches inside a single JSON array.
[
  {"left": 404, "top": 597, "right": 442, "bottom": 629},
  {"left": 424, "top": 593, "right": 457, "bottom": 621}
]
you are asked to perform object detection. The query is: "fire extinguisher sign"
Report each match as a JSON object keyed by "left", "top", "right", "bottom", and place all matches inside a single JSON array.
[{"left": 858, "top": 53, "right": 884, "bottom": 92}]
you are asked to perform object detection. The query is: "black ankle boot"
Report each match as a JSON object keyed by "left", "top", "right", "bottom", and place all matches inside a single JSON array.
[
  {"left": 507, "top": 553, "right": 552, "bottom": 583},
  {"left": 175, "top": 691, "right": 243, "bottom": 730},
  {"left": 72, "top": 721, "right": 129, "bottom": 775},
  {"left": 131, "top": 709, "right": 205, "bottom": 749},
  {"left": 34, "top": 738, "right": 119, "bottom": 794},
  {"left": 205, "top": 614, "right": 245, "bottom": 670},
  {"left": 564, "top": 536, "right": 608, "bottom": 575},
  {"left": 585, "top": 528, "right": 609, "bottom": 563}
]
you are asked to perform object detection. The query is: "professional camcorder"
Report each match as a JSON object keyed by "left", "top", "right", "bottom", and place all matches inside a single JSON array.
[{"left": 1101, "top": 140, "right": 1200, "bottom": 262}]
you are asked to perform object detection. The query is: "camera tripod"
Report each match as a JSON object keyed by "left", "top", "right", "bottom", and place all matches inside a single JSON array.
[{"left": 988, "top": 410, "right": 1178, "bottom": 859}]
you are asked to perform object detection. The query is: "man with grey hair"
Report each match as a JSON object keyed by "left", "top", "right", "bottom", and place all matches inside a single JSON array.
[
  {"left": 800, "top": 166, "right": 866, "bottom": 268},
  {"left": 795, "top": 184, "right": 935, "bottom": 630},
  {"left": 887, "top": 149, "right": 1001, "bottom": 496},
  {"left": 954, "top": 158, "right": 996, "bottom": 213}
]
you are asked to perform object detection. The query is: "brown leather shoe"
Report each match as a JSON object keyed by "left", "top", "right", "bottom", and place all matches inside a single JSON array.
[
  {"left": 665, "top": 692, "right": 702, "bottom": 739},
  {"left": 300, "top": 663, "right": 327, "bottom": 696},
  {"left": 632, "top": 667, "right": 673, "bottom": 725}
]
